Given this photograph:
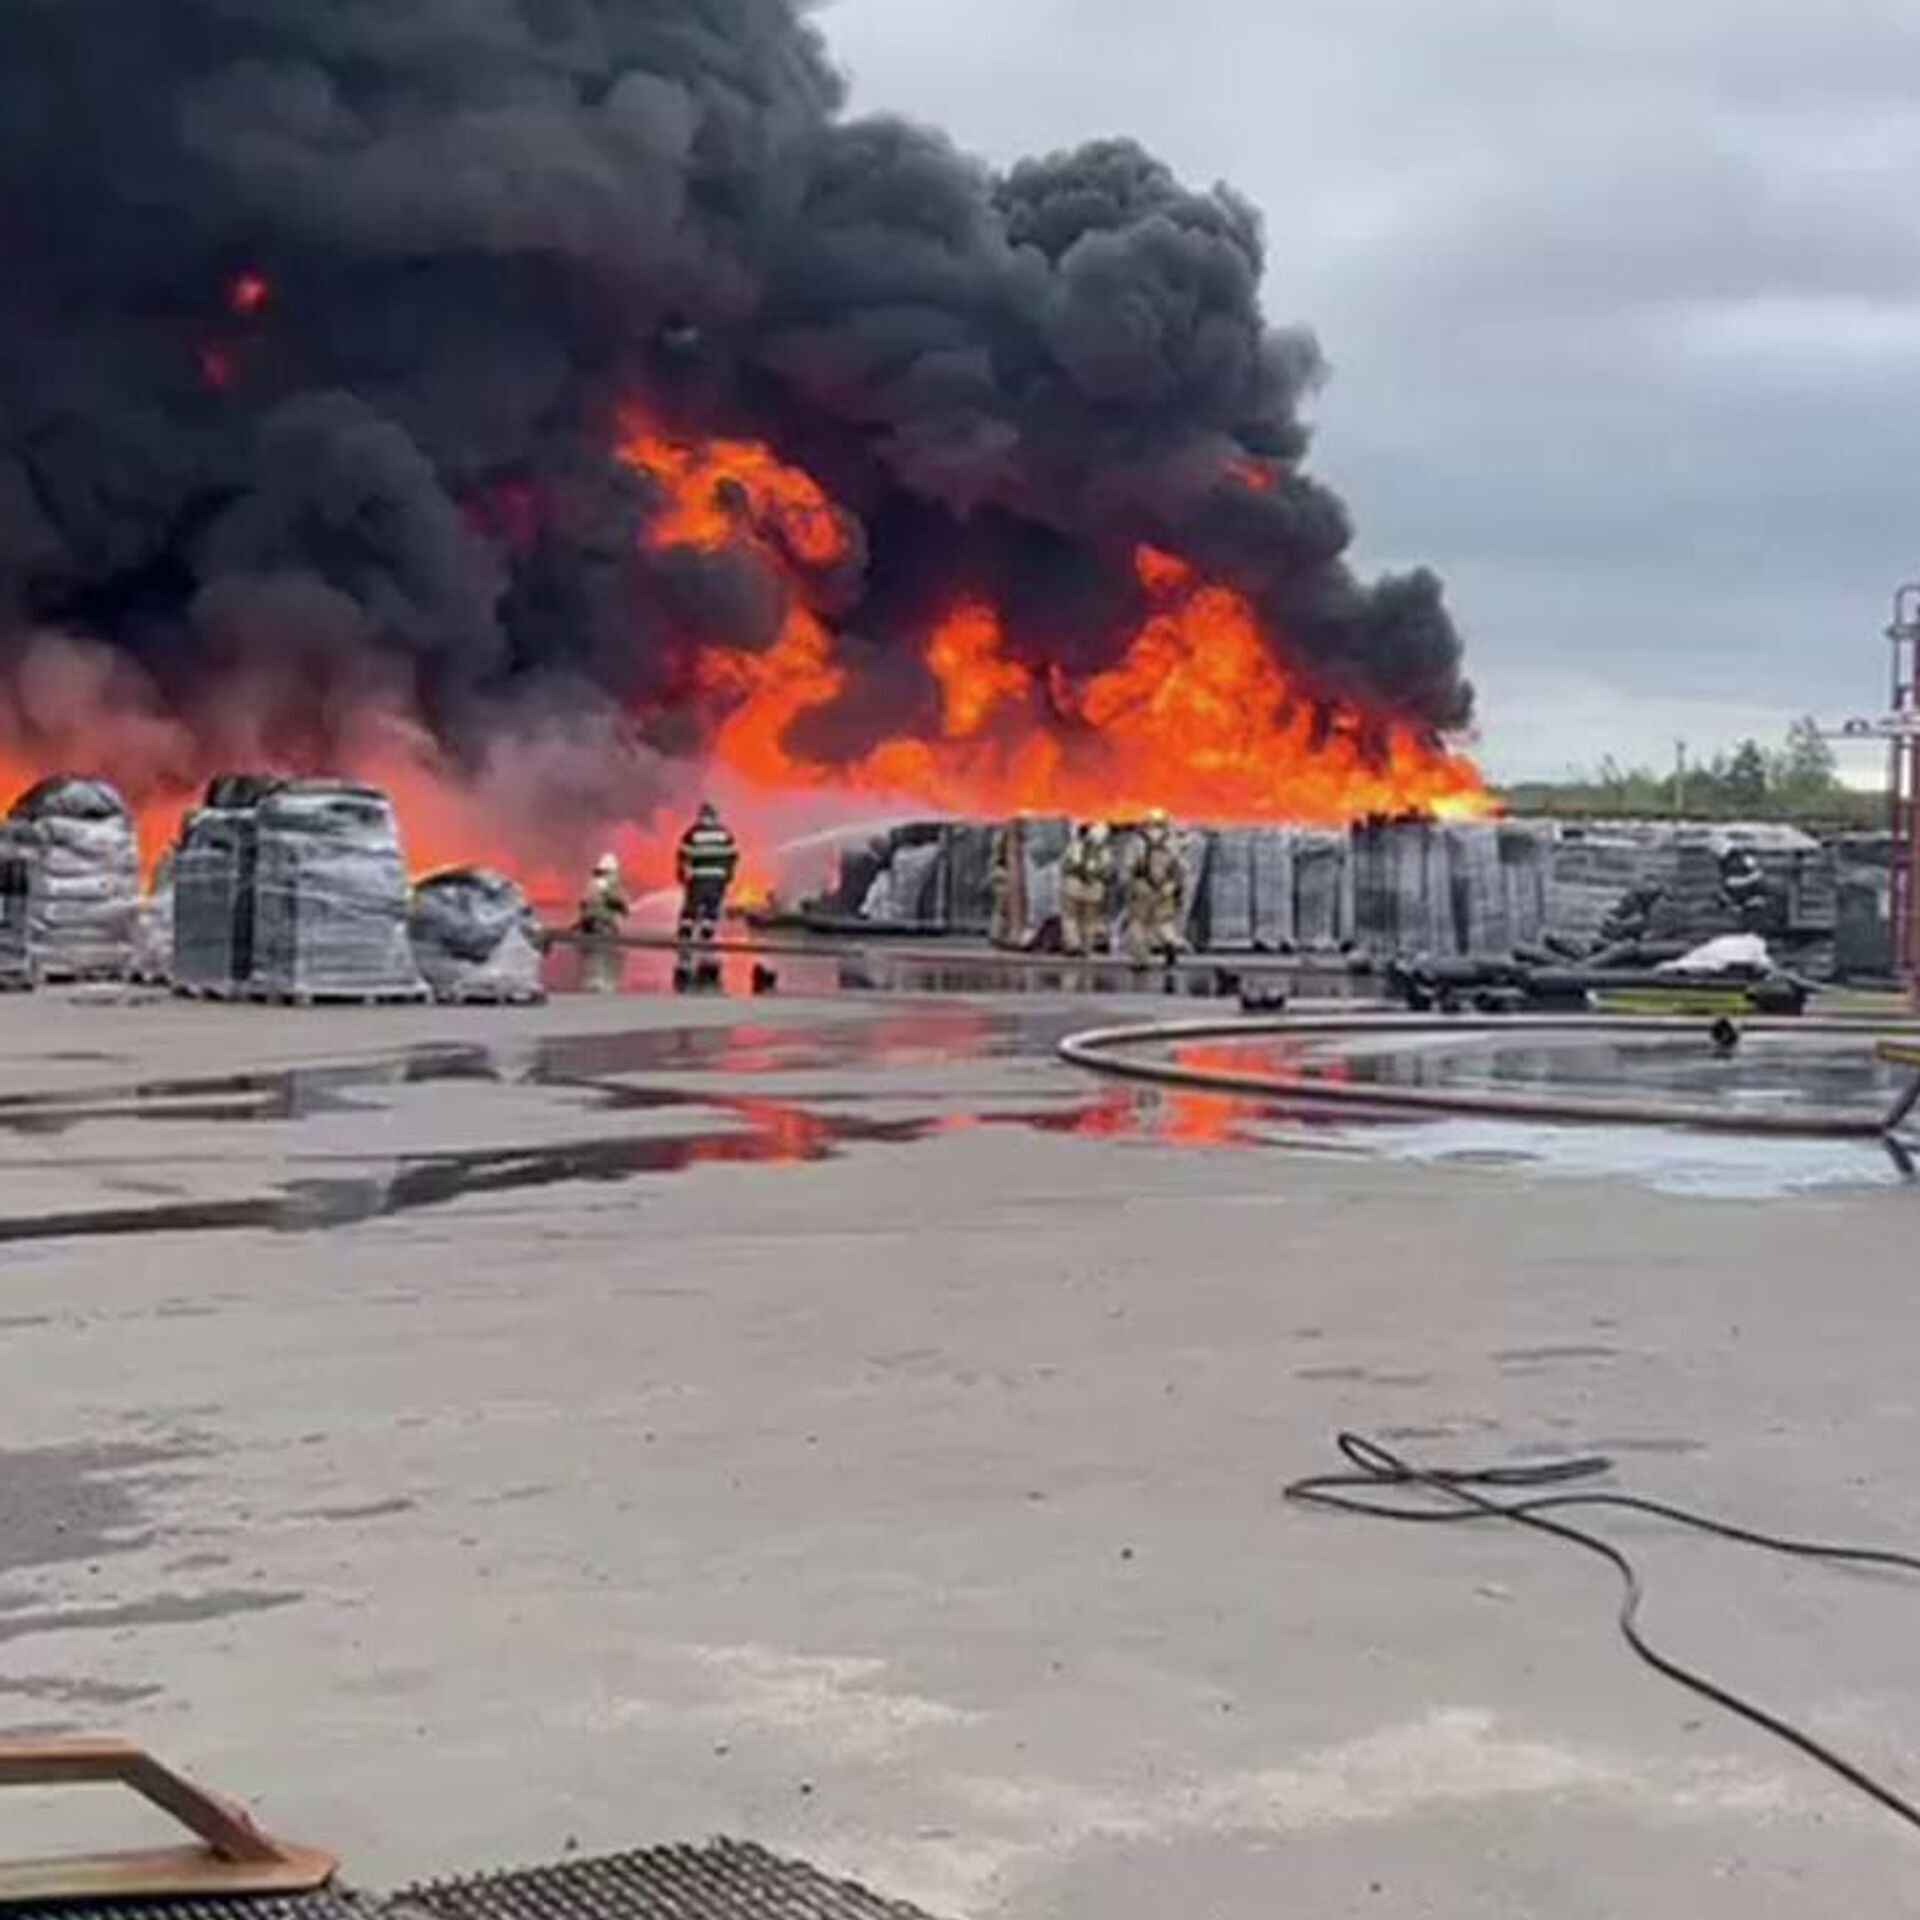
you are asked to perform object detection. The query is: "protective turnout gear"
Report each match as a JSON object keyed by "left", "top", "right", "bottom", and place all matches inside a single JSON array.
[
  {"left": 577, "top": 855, "right": 630, "bottom": 938},
  {"left": 987, "top": 826, "right": 1017, "bottom": 948},
  {"left": 677, "top": 803, "right": 740, "bottom": 944},
  {"left": 1720, "top": 848, "right": 1773, "bottom": 926},
  {"left": 1060, "top": 822, "right": 1115, "bottom": 955},
  {"left": 1125, "top": 813, "right": 1186, "bottom": 963}
]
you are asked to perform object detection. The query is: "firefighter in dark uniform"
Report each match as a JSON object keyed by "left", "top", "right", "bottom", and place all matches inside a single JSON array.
[{"left": 677, "top": 802, "right": 741, "bottom": 945}]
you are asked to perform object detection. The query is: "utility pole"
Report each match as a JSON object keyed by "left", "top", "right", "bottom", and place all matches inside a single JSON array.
[
  {"left": 1815, "top": 581, "right": 1920, "bottom": 997},
  {"left": 1673, "top": 739, "right": 1687, "bottom": 820}
]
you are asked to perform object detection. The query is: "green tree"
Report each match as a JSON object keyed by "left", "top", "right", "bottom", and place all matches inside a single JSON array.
[
  {"left": 1775, "top": 715, "right": 1838, "bottom": 806},
  {"left": 1723, "top": 738, "right": 1770, "bottom": 810}
]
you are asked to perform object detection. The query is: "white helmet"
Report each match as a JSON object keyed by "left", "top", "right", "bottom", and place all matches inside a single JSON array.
[{"left": 594, "top": 852, "right": 620, "bottom": 877}]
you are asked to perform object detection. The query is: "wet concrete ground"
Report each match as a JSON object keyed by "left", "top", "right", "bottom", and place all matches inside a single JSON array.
[{"left": 0, "top": 979, "right": 1916, "bottom": 1916}]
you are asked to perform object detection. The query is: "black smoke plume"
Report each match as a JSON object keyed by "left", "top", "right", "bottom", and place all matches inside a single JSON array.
[{"left": 0, "top": 0, "right": 1473, "bottom": 847}]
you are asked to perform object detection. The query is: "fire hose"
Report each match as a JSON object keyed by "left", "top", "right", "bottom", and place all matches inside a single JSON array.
[
  {"left": 1289, "top": 1435, "right": 1920, "bottom": 1835},
  {"left": 1058, "top": 1011, "right": 1920, "bottom": 1138}
]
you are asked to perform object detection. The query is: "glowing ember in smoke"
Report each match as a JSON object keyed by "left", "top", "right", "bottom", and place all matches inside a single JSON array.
[
  {"left": 619, "top": 421, "right": 1486, "bottom": 827},
  {"left": 228, "top": 271, "right": 271, "bottom": 317}
]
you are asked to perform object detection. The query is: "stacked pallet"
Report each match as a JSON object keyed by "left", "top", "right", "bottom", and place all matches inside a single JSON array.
[
  {"left": 173, "top": 775, "right": 284, "bottom": 995},
  {"left": 7, "top": 776, "right": 140, "bottom": 981},
  {"left": 821, "top": 814, "right": 1844, "bottom": 974},
  {"left": 252, "top": 781, "right": 427, "bottom": 1004},
  {"left": 0, "top": 834, "right": 32, "bottom": 988}
]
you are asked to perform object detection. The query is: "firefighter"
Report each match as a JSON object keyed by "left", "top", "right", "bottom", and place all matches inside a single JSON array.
[
  {"left": 1060, "top": 821, "right": 1115, "bottom": 955},
  {"left": 1125, "top": 811, "right": 1187, "bottom": 963},
  {"left": 577, "top": 853, "right": 629, "bottom": 937},
  {"left": 1720, "top": 847, "right": 1773, "bottom": 927},
  {"left": 677, "top": 801, "right": 740, "bottom": 945},
  {"left": 987, "top": 824, "right": 1017, "bottom": 948}
]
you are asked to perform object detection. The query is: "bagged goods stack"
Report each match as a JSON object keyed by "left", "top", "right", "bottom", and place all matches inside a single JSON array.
[
  {"left": 409, "top": 867, "right": 545, "bottom": 1004},
  {"left": 1444, "top": 822, "right": 1509, "bottom": 956},
  {"left": 859, "top": 826, "right": 944, "bottom": 926},
  {"left": 8, "top": 776, "right": 140, "bottom": 980},
  {"left": 1499, "top": 823, "right": 1551, "bottom": 951},
  {"left": 1202, "top": 827, "right": 1299, "bottom": 951},
  {"left": 252, "top": 781, "right": 427, "bottom": 1002},
  {"left": 172, "top": 774, "right": 284, "bottom": 995},
  {"left": 938, "top": 823, "right": 998, "bottom": 936},
  {"left": 1352, "top": 821, "right": 1456, "bottom": 958},
  {"left": 1292, "top": 830, "right": 1354, "bottom": 951},
  {"left": 1202, "top": 828, "right": 1256, "bottom": 950},
  {"left": 0, "top": 835, "right": 32, "bottom": 988}
]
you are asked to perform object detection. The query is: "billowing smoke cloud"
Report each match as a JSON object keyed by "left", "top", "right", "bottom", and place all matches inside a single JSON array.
[{"left": 0, "top": 0, "right": 1472, "bottom": 854}]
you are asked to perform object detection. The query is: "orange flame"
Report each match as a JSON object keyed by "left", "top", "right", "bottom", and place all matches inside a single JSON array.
[{"left": 619, "top": 416, "right": 1485, "bottom": 826}]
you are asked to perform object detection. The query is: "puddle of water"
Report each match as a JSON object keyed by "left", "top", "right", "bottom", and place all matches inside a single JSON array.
[
  {"left": 1360, "top": 1113, "right": 1915, "bottom": 1199},
  {"left": 1179, "top": 1030, "right": 1907, "bottom": 1117},
  {"left": 0, "top": 1079, "right": 1281, "bottom": 1244},
  {"left": 0, "top": 1008, "right": 1905, "bottom": 1243}
]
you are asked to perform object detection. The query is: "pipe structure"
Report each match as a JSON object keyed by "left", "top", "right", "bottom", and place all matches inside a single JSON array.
[{"left": 1058, "top": 1012, "right": 1920, "bottom": 1140}]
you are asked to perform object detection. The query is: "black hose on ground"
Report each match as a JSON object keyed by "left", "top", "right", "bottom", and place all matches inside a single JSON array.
[{"left": 1287, "top": 1435, "right": 1920, "bottom": 1834}]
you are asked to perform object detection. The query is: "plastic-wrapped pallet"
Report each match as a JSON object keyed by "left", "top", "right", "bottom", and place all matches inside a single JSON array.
[
  {"left": 1445, "top": 823, "right": 1508, "bottom": 956},
  {"left": 1249, "top": 828, "right": 1297, "bottom": 951},
  {"left": 1203, "top": 828, "right": 1256, "bottom": 951},
  {"left": 0, "top": 828, "right": 33, "bottom": 988},
  {"left": 939, "top": 823, "right": 998, "bottom": 935},
  {"left": 1352, "top": 821, "right": 1448, "bottom": 957},
  {"left": 172, "top": 775, "right": 285, "bottom": 994},
  {"left": 252, "top": 780, "right": 426, "bottom": 1001},
  {"left": 1499, "top": 822, "right": 1551, "bottom": 951},
  {"left": 863, "top": 834, "right": 943, "bottom": 926},
  {"left": 409, "top": 867, "right": 545, "bottom": 1004},
  {"left": 1292, "top": 830, "right": 1352, "bottom": 950},
  {"left": 8, "top": 775, "right": 140, "bottom": 980},
  {"left": 131, "top": 851, "right": 175, "bottom": 984}
]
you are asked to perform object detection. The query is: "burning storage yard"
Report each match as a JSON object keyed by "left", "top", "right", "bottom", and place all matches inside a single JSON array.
[{"left": 4, "top": 7, "right": 1920, "bottom": 1920}]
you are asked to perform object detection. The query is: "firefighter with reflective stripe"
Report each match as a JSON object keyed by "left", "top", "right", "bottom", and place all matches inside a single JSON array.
[
  {"left": 1124, "top": 810, "right": 1187, "bottom": 963},
  {"left": 677, "top": 801, "right": 740, "bottom": 944},
  {"left": 577, "top": 852, "right": 629, "bottom": 937},
  {"left": 1060, "top": 821, "right": 1114, "bottom": 954}
]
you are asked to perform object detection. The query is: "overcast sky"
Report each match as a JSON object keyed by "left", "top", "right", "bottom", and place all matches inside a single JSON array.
[{"left": 821, "top": 0, "right": 1919, "bottom": 783}]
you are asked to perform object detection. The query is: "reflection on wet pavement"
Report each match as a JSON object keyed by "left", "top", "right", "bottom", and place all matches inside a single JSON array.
[
  {"left": 0, "top": 1009, "right": 1907, "bottom": 1242},
  {"left": 0, "top": 1009, "right": 1285, "bottom": 1242},
  {"left": 542, "top": 940, "right": 1365, "bottom": 1004}
]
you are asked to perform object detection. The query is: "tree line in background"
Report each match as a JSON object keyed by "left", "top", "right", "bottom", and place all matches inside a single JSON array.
[{"left": 1498, "top": 719, "right": 1886, "bottom": 827}]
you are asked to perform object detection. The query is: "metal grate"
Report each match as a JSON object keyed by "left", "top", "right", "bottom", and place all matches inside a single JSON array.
[
  {"left": 402, "top": 1842, "right": 944, "bottom": 1920},
  {"left": 3, "top": 1889, "right": 376, "bottom": 1920}
]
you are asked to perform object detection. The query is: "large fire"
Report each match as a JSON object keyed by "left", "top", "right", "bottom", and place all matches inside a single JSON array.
[
  {"left": 616, "top": 415, "right": 1486, "bottom": 834},
  {"left": 0, "top": 413, "right": 1484, "bottom": 909}
]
